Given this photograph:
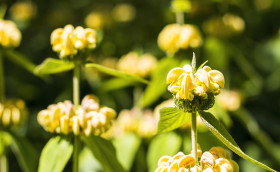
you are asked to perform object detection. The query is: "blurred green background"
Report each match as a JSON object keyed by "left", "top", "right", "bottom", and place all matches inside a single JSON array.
[{"left": 2, "top": 0, "right": 280, "bottom": 171}]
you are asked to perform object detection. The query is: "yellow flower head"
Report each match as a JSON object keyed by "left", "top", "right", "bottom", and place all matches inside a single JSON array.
[
  {"left": 0, "top": 20, "right": 21, "bottom": 48},
  {"left": 167, "top": 53, "right": 224, "bottom": 112},
  {"left": 155, "top": 146, "right": 238, "bottom": 172},
  {"left": 0, "top": 99, "right": 27, "bottom": 128},
  {"left": 10, "top": 2, "right": 37, "bottom": 21},
  {"left": 50, "top": 24, "right": 97, "bottom": 59},
  {"left": 37, "top": 95, "right": 115, "bottom": 136},
  {"left": 158, "top": 24, "right": 202, "bottom": 55}
]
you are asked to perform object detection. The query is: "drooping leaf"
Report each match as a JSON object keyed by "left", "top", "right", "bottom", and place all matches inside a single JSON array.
[
  {"left": 10, "top": 133, "right": 38, "bottom": 172},
  {"left": 157, "top": 107, "right": 191, "bottom": 134},
  {"left": 38, "top": 136, "right": 73, "bottom": 172},
  {"left": 140, "top": 58, "right": 179, "bottom": 108},
  {"left": 113, "top": 133, "right": 141, "bottom": 171},
  {"left": 35, "top": 58, "right": 74, "bottom": 74},
  {"left": 199, "top": 111, "right": 277, "bottom": 172},
  {"left": 147, "top": 132, "right": 181, "bottom": 172},
  {"left": 81, "top": 135, "right": 125, "bottom": 172},
  {"left": 85, "top": 63, "right": 148, "bottom": 84}
]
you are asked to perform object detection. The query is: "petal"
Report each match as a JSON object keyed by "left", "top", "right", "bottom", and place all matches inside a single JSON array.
[
  {"left": 201, "top": 151, "right": 215, "bottom": 169},
  {"left": 203, "top": 66, "right": 211, "bottom": 72},
  {"left": 168, "top": 162, "right": 179, "bottom": 172},
  {"left": 167, "top": 67, "right": 184, "bottom": 84},
  {"left": 178, "top": 155, "right": 195, "bottom": 168},
  {"left": 158, "top": 155, "right": 172, "bottom": 167},
  {"left": 195, "top": 69, "right": 209, "bottom": 88},
  {"left": 209, "top": 70, "right": 225, "bottom": 88},
  {"left": 209, "top": 147, "right": 228, "bottom": 159},
  {"left": 182, "top": 64, "right": 192, "bottom": 73}
]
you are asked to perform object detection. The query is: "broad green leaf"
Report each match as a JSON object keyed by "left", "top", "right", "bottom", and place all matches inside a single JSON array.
[
  {"left": 147, "top": 132, "right": 181, "bottom": 172},
  {"left": 157, "top": 107, "right": 191, "bottom": 134},
  {"left": 10, "top": 133, "right": 38, "bottom": 172},
  {"left": 5, "top": 50, "right": 36, "bottom": 75},
  {"left": 85, "top": 63, "right": 148, "bottom": 84},
  {"left": 35, "top": 58, "right": 74, "bottom": 74},
  {"left": 140, "top": 58, "right": 179, "bottom": 108},
  {"left": 38, "top": 136, "right": 73, "bottom": 172},
  {"left": 100, "top": 78, "right": 138, "bottom": 92},
  {"left": 113, "top": 133, "right": 141, "bottom": 171},
  {"left": 199, "top": 111, "right": 277, "bottom": 172},
  {"left": 79, "top": 147, "right": 103, "bottom": 172},
  {"left": 81, "top": 135, "right": 125, "bottom": 172}
]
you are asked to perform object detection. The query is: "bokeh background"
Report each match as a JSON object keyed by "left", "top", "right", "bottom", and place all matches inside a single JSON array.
[{"left": 2, "top": 0, "right": 280, "bottom": 171}]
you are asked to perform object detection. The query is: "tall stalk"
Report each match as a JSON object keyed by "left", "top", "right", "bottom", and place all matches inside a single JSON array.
[
  {"left": 0, "top": 51, "right": 5, "bottom": 103},
  {"left": 176, "top": 12, "right": 184, "bottom": 25},
  {"left": 191, "top": 112, "right": 197, "bottom": 163},
  {"left": 72, "top": 62, "right": 80, "bottom": 172}
]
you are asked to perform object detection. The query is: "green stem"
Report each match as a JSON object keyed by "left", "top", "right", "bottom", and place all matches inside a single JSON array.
[
  {"left": 72, "top": 62, "right": 80, "bottom": 172},
  {"left": 0, "top": 51, "right": 5, "bottom": 103},
  {"left": 176, "top": 12, "right": 184, "bottom": 25},
  {"left": 0, "top": 155, "right": 8, "bottom": 172},
  {"left": 191, "top": 112, "right": 197, "bottom": 163}
]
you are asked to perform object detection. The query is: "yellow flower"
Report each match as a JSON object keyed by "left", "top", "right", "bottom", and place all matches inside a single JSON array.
[
  {"left": 85, "top": 12, "right": 105, "bottom": 30},
  {"left": 10, "top": 2, "right": 36, "bottom": 21},
  {"left": 0, "top": 20, "right": 21, "bottom": 48}
]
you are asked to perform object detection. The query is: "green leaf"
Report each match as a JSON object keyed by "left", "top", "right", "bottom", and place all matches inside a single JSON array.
[
  {"left": 100, "top": 78, "right": 138, "bottom": 92},
  {"left": 35, "top": 58, "right": 74, "bottom": 74},
  {"left": 147, "top": 132, "right": 181, "bottom": 172},
  {"left": 79, "top": 147, "right": 103, "bottom": 172},
  {"left": 140, "top": 58, "right": 179, "bottom": 108},
  {"left": 157, "top": 107, "right": 191, "bottom": 134},
  {"left": 113, "top": 133, "right": 141, "bottom": 171},
  {"left": 197, "top": 60, "right": 208, "bottom": 71},
  {"left": 38, "top": 136, "right": 73, "bottom": 172},
  {"left": 10, "top": 133, "right": 38, "bottom": 172},
  {"left": 199, "top": 111, "right": 277, "bottom": 172},
  {"left": 85, "top": 63, "right": 148, "bottom": 84},
  {"left": 81, "top": 135, "right": 125, "bottom": 172}
]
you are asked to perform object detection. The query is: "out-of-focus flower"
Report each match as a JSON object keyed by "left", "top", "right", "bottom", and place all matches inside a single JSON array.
[
  {"left": 155, "top": 146, "right": 238, "bottom": 172},
  {"left": 85, "top": 12, "right": 105, "bottom": 30},
  {"left": 217, "top": 90, "right": 242, "bottom": 111},
  {"left": 10, "top": 2, "right": 36, "bottom": 21},
  {"left": 117, "top": 52, "right": 157, "bottom": 78},
  {"left": 203, "top": 14, "right": 245, "bottom": 38},
  {"left": 112, "top": 3, "right": 136, "bottom": 22},
  {"left": 0, "top": 20, "right": 21, "bottom": 48},
  {"left": 0, "top": 99, "right": 27, "bottom": 128},
  {"left": 167, "top": 55, "right": 224, "bottom": 112},
  {"left": 254, "top": 0, "right": 273, "bottom": 11},
  {"left": 37, "top": 95, "right": 116, "bottom": 136},
  {"left": 50, "top": 25, "right": 97, "bottom": 59},
  {"left": 158, "top": 24, "right": 202, "bottom": 54},
  {"left": 108, "top": 108, "right": 157, "bottom": 138}
]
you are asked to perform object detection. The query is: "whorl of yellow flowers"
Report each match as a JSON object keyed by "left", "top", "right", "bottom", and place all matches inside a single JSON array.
[
  {"left": 51, "top": 24, "right": 97, "bottom": 59},
  {"left": 155, "top": 146, "right": 239, "bottom": 172},
  {"left": 0, "top": 99, "right": 27, "bottom": 128},
  {"left": 167, "top": 54, "right": 224, "bottom": 112},
  {"left": 37, "top": 95, "right": 116, "bottom": 136},
  {"left": 158, "top": 24, "right": 202, "bottom": 55},
  {"left": 0, "top": 20, "right": 21, "bottom": 48}
]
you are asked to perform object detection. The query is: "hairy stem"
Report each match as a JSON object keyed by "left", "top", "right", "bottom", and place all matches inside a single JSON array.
[
  {"left": 191, "top": 112, "right": 197, "bottom": 163},
  {"left": 176, "top": 12, "right": 184, "bottom": 25},
  {"left": 0, "top": 51, "right": 5, "bottom": 103},
  {"left": 73, "top": 63, "right": 80, "bottom": 172}
]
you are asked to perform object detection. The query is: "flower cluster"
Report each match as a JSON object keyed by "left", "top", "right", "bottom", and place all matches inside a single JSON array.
[
  {"left": 51, "top": 25, "right": 97, "bottom": 59},
  {"left": 167, "top": 58, "right": 224, "bottom": 112},
  {"left": 108, "top": 108, "right": 157, "bottom": 138},
  {"left": 117, "top": 52, "right": 157, "bottom": 78},
  {"left": 155, "top": 147, "right": 239, "bottom": 172},
  {"left": 158, "top": 24, "right": 202, "bottom": 54},
  {"left": 37, "top": 95, "right": 116, "bottom": 136},
  {"left": 0, "top": 99, "right": 27, "bottom": 128},
  {"left": 0, "top": 20, "right": 21, "bottom": 48}
]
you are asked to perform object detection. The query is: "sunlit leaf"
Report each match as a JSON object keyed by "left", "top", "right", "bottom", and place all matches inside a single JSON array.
[
  {"left": 113, "top": 133, "right": 141, "bottom": 171},
  {"left": 85, "top": 63, "right": 148, "bottom": 84},
  {"left": 10, "top": 133, "right": 38, "bottom": 172},
  {"left": 140, "top": 58, "right": 179, "bottom": 108},
  {"left": 199, "top": 111, "right": 277, "bottom": 172},
  {"left": 35, "top": 58, "right": 74, "bottom": 74},
  {"left": 147, "top": 132, "right": 181, "bottom": 172},
  {"left": 38, "top": 136, "right": 73, "bottom": 172},
  {"left": 81, "top": 135, "right": 125, "bottom": 172},
  {"left": 157, "top": 107, "right": 191, "bottom": 134}
]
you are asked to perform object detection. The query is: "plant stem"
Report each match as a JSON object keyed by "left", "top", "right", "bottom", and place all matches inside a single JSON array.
[
  {"left": 191, "top": 112, "right": 197, "bottom": 163},
  {"left": 0, "top": 155, "right": 8, "bottom": 172},
  {"left": 176, "top": 12, "right": 184, "bottom": 25},
  {"left": 73, "top": 62, "right": 80, "bottom": 172},
  {"left": 0, "top": 51, "right": 5, "bottom": 103}
]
